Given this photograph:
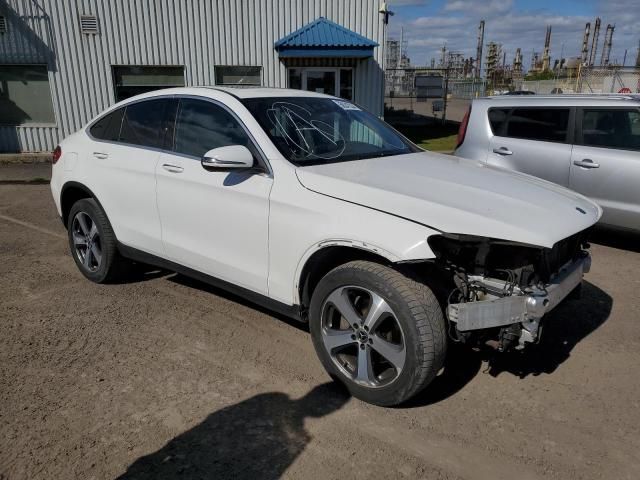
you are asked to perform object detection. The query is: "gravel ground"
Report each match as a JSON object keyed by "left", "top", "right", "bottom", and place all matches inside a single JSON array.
[{"left": 1, "top": 184, "right": 639, "bottom": 480}]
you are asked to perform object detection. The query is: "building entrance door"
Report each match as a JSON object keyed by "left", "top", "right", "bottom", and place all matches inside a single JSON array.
[{"left": 302, "top": 69, "right": 338, "bottom": 95}]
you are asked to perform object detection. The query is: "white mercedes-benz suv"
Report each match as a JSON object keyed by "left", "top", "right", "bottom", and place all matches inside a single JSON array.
[{"left": 51, "top": 87, "right": 601, "bottom": 406}]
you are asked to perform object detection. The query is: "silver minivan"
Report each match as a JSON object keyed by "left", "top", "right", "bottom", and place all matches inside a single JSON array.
[{"left": 454, "top": 95, "right": 640, "bottom": 231}]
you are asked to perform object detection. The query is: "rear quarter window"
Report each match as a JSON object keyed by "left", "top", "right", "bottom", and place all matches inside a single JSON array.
[{"left": 90, "top": 108, "right": 124, "bottom": 141}]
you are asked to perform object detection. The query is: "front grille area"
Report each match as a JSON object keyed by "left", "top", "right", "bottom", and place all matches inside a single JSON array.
[
  {"left": 537, "top": 229, "right": 590, "bottom": 281},
  {"left": 428, "top": 229, "right": 591, "bottom": 287}
]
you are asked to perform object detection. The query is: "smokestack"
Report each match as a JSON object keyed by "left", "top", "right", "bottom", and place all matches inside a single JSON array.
[
  {"left": 581, "top": 22, "right": 591, "bottom": 65},
  {"left": 589, "top": 17, "right": 601, "bottom": 66},
  {"left": 513, "top": 48, "right": 522, "bottom": 74},
  {"left": 475, "top": 20, "right": 485, "bottom": 78},
  {"left": 600, "top": 24, "right": 614, "bottom": 66},
  {"left": 542, "top": 25, "right": 552, "bottom": 71},
  {"left": 636, "top": 39, "right": 640, "bottom": 67}
]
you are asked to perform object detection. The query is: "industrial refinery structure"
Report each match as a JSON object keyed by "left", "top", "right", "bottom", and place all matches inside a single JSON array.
[{"left": 385, "top": 14, "right": 639, "bottom": 97}]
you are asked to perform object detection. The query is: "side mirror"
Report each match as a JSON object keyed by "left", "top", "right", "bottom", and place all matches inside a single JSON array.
[{"left": 201, "top": 145, "right": 254, "bottom": 170}]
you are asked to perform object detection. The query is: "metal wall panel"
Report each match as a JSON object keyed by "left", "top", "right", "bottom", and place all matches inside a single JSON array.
[{"left": 0, "top": 0, "right": 384, "bottom": 152}]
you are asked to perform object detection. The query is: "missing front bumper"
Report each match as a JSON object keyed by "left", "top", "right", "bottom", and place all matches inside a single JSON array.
[{"left": 447, "top": 254, "right": 591, "bottom": 337}]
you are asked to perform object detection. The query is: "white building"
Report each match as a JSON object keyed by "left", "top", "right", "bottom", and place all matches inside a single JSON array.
[{"left": 0, "top": 0, "right": 386, "bottom": 152}]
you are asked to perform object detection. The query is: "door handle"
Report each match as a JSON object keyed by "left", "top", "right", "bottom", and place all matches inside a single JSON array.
[
  {"left": 162, "top": 163, "right": 184, "bottom": 173},
  {"left": 492, "top": 147, "right": 513, "bottom": 156},
  {"left": 93, "top": 152, "right": 108, "bottom": 159},
  {"left": 573, "top": 159, "right": 600, "bottom": 169}
]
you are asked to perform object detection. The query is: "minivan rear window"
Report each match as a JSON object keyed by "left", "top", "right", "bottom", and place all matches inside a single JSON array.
[
  {"left": 488, "top": 108, "right": 510, "bottom": 135},
  {"left": 505, "top": 108, "right": 570, "bottom": 143}
]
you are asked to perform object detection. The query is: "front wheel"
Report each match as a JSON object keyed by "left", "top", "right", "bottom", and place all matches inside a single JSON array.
[{"left": 309, "top": 261, "right": 447, "bottom": 406}]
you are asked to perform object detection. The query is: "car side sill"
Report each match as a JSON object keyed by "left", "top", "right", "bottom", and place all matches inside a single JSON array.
[{"left": 117, "top": 242, "right": 304, "bottom": 322}]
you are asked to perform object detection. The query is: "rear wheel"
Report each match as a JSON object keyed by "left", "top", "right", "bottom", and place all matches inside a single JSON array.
[
  {"left": 67, "top": 198, "right": 130, "bottom": 283},
  {"left": 309, "top": 260, "right": 447, "bottom": 406}
]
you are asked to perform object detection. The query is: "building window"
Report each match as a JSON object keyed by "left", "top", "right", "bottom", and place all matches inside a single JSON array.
[
  {"left": 112, "top": 66, "right": 184, "bottom": 102},
  {"left": 215, "top": 66, "right": 261, "bottom": 86},
  {"left": 0, "top": 65, "right": 55, "bottom": 125}
]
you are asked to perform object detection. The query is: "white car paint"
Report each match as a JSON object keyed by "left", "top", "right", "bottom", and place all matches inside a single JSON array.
[
  {"left": 296, "top": 151, "right": 601, "bottom": 248},
  {"left": 51, "top": 87, "right": 601, "bottom": 308}
]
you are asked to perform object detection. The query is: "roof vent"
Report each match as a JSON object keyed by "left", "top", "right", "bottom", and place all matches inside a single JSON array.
[
  {"left": 0, "top": 15, "right": 7, "bottom": 34},
  {"left": 79, "top": 14, "right": 98, "bottom": 34}
]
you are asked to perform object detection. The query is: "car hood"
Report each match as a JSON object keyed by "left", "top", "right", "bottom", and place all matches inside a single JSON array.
[{"left": 295, "top": 152, "right": 602, "bottom": 248}]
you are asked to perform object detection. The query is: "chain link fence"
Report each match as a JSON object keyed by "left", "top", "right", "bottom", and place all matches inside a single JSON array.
[
  {"left": 384, "top": 68, "right": 486, "bottom": 124},
  {"left": 520, "top": 67, "right": 640, "bottom": 95}
]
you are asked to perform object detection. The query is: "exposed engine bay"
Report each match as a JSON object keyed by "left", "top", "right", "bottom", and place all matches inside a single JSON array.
[{"left": 428, "top": 230, "right": 591, "bottom": 351}]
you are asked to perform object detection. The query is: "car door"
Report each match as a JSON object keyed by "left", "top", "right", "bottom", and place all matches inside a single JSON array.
[
  {"left": 156, "top": 97, "right": 273, "bottom": 294},
  {"left": 487, "top": 107, "right": 573, "bottom": 186},
  {"left": 570, "top": 107, "right": 640, "bottom": 230},
  {"left": 88, "top": 98, "right": 177, "bottom": 256}
]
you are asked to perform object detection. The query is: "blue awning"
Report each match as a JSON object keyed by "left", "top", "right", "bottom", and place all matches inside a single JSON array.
[{"left": 275, "top": 17, "right": 378, "bottom": 58}]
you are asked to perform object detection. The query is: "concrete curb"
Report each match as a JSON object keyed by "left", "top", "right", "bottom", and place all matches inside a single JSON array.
[
  {"left": 0, "top": 153, "right": 52, "bottom": 165},
  {"left": 0, "top": 162, "right": 52, "bottom": 183}
]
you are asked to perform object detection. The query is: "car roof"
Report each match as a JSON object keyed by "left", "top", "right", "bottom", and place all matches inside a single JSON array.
[
  {"left": 475, "top": 94, "right": 640, "bottom": 107},
  {"left": 120, "top": 86, "right": 331, "bottom": 103}
]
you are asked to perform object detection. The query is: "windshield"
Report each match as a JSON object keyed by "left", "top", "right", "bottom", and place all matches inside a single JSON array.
[{"left": 242, "top": 97, "right": 420, "bottom": 165}]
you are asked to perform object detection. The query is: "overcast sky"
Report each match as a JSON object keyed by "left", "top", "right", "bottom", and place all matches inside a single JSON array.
[{"left": 387, "top": 0, "right": 640, "bottom": 68}]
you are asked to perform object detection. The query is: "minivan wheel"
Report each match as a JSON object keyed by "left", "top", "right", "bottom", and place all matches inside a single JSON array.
[
  {"left": 309, "top": 260, "right": 447, "bottom": 406},
  {"left": 67, "top": 198, "right": 129, "bottom": 283}
]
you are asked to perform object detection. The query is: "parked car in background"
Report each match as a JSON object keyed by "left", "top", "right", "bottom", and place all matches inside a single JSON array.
[
  {"left": 455, "top": 94, "right": 640, "bottom": 231},
  {"left": 51, "top": 87, "right": 600, "bottom": 406},
  {"left": 504, "top": 90, "right": 536, "bottom": 95}
]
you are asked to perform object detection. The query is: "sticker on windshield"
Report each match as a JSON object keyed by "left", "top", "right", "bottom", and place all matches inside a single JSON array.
[{"left": 332, "top": 99, "right": 361, "bottom": 111}]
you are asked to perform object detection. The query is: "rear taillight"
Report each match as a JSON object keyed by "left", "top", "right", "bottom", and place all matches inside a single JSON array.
[
  {"left": 52, "top": 145, "right": 62, "bottom": 164},
  {"left": 456, "top": 106, "right": 471, "bottom": 148}
]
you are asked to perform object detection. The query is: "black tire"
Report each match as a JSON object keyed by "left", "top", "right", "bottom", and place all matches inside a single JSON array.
[
  {"left": 67, "top": 198, "right": 130, "bottom": 283},
  {"left": 309, "top": 260, "right": 447, "bottom": 406}
]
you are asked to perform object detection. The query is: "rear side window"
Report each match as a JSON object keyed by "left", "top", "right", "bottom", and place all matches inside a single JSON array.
[
  {"left": 488, "top": 108, "right": 510, "bottom": 135},
  {"left": 174, "top": 98, "right": 251, "bottom": 158},
  {"left": 120, "top": 98, "right": 177, "bottom": 149},
  {"left": 504, "top": 108, "right": 570, "bottom": 143},
  {"left": 90, "top": 107, "right": 124, "bottom": 141},
  {"left": 581, "top": 109, "right": 640, "bottom": 151}
]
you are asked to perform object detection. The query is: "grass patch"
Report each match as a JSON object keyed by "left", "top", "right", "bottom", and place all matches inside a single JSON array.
[{"left": 392, "top": 123, "right": 459, "bottom": 152}]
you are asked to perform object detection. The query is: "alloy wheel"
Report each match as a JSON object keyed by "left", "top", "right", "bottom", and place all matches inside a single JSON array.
[
  {"left": 320, "top": 286, "right": 406, "bottom": 388},
  {"left": 71, "top": 211, "right": 102, "bottom": 272}
]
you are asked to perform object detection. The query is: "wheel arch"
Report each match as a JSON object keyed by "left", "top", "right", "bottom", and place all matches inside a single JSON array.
[
  {"left": 295, "top": 241, "right": 449, "bottom": 320},
  {"left": 296, "top": 242, "right": 398, "bottom": 315},
  {"left": 60, "top": 181, "right": 105, "bottom": 228}
]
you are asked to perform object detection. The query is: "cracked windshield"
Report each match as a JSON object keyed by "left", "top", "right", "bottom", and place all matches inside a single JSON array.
[{"left": 243, "top": 97, "right": 419, "bottom": 165}]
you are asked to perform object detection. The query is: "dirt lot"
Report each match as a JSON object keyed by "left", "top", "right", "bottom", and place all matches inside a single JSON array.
[{"left": 1, "top": 184, "right": 639, "bottom": 480}]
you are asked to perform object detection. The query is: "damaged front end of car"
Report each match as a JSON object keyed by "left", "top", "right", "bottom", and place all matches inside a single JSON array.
[{"left": 427, "top": 230, "right": 592, "bottom": 351}]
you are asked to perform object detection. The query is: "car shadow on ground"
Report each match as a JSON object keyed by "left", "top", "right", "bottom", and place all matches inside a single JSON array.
[
  {"left": 482, "top": 280, "right": 612, "bottom": 378},
  {"left": 108, "top": 264, "right": 170, "bottom": 285},
  {"left": 167, "top": 273, "right": 309, "bottom": 332},
  {"left": 161, "top": 270, "right": 610, "bottom": 408},
  {"left": 407, "top": 280, "right": 612, "bottom": 407},
  {"left": 116, "top": 382, "right": 349, "bottom": 480},
  {"left": 589, "top": 226, "right": 640, "bottom": 254}
]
